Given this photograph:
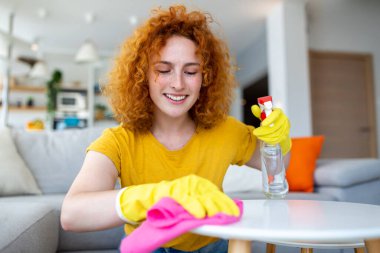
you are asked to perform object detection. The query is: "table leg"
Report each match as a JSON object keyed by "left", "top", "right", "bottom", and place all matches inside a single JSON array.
[
  {"left": 300, "top": 248, "right": 313, "bottom": 253},
  {"left": 228, "top": 239, "right": 251, "bottom": 253},
  {"left": 354, "top": 247, "right": 365, "bottom": 253},
  {"left": 365, "top": 238, "right": 380, "bottom": 253},
  {"left": 266, "top": 243, "right": 276, "bottom": 253}
]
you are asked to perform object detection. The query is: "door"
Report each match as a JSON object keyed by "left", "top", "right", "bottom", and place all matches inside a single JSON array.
[
  {"left": 243, "top": 75, "right": 268, "bottom": 128},
  {"left": 309, "top": 51, "right": 377, "bottom": 158}
]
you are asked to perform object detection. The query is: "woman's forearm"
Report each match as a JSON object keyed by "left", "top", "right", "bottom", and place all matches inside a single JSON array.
[{"left": 61, "top": 189, "right": 125, "bottom": 232}]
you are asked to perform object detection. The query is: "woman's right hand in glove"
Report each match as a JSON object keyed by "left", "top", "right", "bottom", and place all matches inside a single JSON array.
[{"left": 116, "top": 174, "right": 240, "bottom": 223}]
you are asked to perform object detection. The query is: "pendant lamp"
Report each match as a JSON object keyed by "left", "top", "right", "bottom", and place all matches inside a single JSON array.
[
  {"left": 29, "top": 61, "right": 49, "bottom": 78},
  {"left": 75, "top": 40, "right": 99, "bottom": 63}
]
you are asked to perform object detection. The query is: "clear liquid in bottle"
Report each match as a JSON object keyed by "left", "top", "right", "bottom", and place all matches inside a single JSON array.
[{"left": 261, "top": 142, "right": 288, "bottom": 199}]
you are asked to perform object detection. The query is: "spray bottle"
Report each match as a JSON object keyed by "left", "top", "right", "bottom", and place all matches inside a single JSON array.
[{"left": 258, "top": 96, "right": 288, "bottom": 199}]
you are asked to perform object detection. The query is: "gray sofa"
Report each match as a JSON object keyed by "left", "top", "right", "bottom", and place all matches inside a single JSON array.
[{"left": 1, "top": 127, "right": 380, "bottom": 253}]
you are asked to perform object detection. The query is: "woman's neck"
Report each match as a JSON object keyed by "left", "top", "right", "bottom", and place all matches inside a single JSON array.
[{"left": 150, "top": 114, "right": 196, "bottom": 150}]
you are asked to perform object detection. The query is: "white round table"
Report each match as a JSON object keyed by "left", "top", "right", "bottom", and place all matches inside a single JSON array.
[{"left": 191, "top": 200, "right": 380, "bottom": 253}]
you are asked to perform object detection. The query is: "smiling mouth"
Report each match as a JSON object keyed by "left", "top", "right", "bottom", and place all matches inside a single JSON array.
[{"left": 164, "top": 93, "right": 187, "bottom": 102}]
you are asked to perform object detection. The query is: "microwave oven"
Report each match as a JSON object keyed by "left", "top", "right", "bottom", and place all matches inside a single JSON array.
[{"left": 57, "top": 92, "right": 86, "bottom": 112}]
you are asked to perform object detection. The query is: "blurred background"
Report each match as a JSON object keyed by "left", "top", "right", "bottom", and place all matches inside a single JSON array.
[{"left": 1, "top": 0, "right": 379, "bottom": 159}]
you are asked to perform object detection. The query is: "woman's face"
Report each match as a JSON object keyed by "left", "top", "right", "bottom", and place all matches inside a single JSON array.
[{"left": 148, "top": 35, "right": 202, "bottom": 120}]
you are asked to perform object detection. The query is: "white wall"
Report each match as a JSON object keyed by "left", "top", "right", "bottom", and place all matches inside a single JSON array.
[
  {"left": 266, "top": 0, "right": 312, "bottom": 137},
  {"left": 307, "top": 0, "right": 380, "bottom": 156},
  {"left": 236, "top": 32, "right": 268, "bottom": 89},
  {"left": 44, "top": 53, "right": 88, "bottom": 87}
]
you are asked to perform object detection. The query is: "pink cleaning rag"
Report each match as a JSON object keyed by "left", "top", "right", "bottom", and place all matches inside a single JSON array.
[{"left": 120, "top": 197, "right": 243, "bottom": 253}]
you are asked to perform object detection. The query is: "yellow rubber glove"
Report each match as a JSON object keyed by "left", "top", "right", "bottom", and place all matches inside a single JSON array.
[
  {"left": 116, "top": 174, "right": 240, "bottom": 223},
  {"left": 251, "top": 104, "right": 292, "bottom": 156}
]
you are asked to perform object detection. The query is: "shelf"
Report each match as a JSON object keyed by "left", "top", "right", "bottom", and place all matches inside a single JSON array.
[
  {"left": 60, "top": 86, "right": 87, "bottom": 91},
  {"left": 1, "top": 106, "right": 47, "bottom": 111},
  {"left": 0, "top": 85, "right": 105, "bottom": 95},
  {"left": 0, "top": 85, "right": 46, "bottom": 93}
]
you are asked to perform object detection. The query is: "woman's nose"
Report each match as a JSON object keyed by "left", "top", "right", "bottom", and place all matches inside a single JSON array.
[{"left": 170, "top": 73, "right": 185, "bottom": 90}]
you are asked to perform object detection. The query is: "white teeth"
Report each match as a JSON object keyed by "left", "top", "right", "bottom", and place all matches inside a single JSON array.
[{"left": 165, "top": 94, "right": 186, "bottom": 101}]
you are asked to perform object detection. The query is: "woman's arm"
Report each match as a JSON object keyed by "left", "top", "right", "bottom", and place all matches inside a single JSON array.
[
  {"left": 245, "top": 139, "right": 261, "bottom": 169},
  {"left": 60, "top": 151, "right": 124, "bottom": 232},
  {"left": 244, "top": 139, "right": 291, "bottom": 170}
]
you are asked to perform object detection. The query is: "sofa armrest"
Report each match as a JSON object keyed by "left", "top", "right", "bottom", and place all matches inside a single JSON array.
[
  {"left": 223, "top": 165, "right": 262, "bottom": 194},
  {"left": 314, "top": 158, "right": 380, "bottom": 187}
]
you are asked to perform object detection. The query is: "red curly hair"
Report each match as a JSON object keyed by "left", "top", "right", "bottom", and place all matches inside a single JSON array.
[{"left": 104, "top": 5, "right": 238, "bottom": 133}]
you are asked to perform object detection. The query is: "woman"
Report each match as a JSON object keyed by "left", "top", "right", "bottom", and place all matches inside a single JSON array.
[{"left": 61, "top": 5, "right": 291, "bottom": 253}]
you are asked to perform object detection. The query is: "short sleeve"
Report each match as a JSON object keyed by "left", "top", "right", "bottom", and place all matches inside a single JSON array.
[
  {"left": 86, "top": 128, "right": 122, "bottom": 174},
  {"left": 231, "top": 120, "right": 256, "bottom": 166}
]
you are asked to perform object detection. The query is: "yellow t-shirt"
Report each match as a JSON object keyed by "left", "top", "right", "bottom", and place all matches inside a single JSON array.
[{"left": 87, "top": 116, "right": 256, "bottom": 251}]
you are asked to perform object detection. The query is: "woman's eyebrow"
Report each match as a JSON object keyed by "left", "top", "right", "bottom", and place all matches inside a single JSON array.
[
  {"left": 153, "top": 61, "right": 172, "bottom": 66},
  {"left": 153, "top": 61, "right": 200, "bottom": 67},
  {"left": 184, "top": 62, "right": 200, "bottom": 67}
]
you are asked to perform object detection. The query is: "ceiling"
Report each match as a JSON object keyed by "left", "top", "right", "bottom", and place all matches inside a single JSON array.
[{"left": 0, "top": 0, "right": 280, "bottom": 59}]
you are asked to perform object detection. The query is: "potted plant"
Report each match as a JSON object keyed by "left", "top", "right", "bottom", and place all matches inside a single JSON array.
[
  {"left": 46, "top": 70, "right": 62, "bottom": 127},
  {"left": 46, "top": 70, "right": 62, "bottom": 112}
]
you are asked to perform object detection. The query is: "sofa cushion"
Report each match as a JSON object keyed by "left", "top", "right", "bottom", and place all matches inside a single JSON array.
[
  {"left": 0, "top": 202, "right": 59, "bottom": 253},
  {"left": 315, "top": 159, "right": 380, "bottom": 187},
  {"left": 0, "top": 127, "right": 41, "bottom": 196},
  {"left": 58, "top": 226, "right": 125, "bottom": 252},
  {"left": 11, "top": 127, "right": 105, "bottom": 194},
  {"left": 316, "top": 178, "right": 380, "bottom": 205},
  {"left": 0, "top": 193, "right": 65, "bottom": 207},
  {"left": 286, "top": 136, "right": 324, "bottom": 192},
  {"left": 223, "top": 165, "right": 262, "bottom": 194},
  {"left": 0, "top": 194, "right": 125, "bottom": 251}
]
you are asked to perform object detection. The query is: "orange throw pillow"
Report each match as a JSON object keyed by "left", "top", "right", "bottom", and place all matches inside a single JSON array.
[{"left": 286, "top": 136, "right": 325, "bottom": 192}]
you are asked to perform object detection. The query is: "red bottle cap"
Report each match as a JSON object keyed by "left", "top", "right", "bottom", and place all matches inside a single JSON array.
[{"left": 258, "top": 96, "right": 272, "bottom": 105}]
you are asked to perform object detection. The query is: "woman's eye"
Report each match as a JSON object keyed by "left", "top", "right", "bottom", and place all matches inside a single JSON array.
[
  {"left": 185, "top": 71, "right": 197, "bottom": 75},
  {"left": 157, "top": 70, "right": 170, "bottom": 74}
]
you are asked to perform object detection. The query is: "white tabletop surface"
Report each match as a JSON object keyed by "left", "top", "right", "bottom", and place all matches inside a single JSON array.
[{"left": 192, "top": 200, "right": 380, "bottom": 244}]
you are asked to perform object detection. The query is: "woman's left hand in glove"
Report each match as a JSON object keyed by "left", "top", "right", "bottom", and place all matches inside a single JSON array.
[{"left": 251, "top": 105, "right": 292, "bottom": 156}]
